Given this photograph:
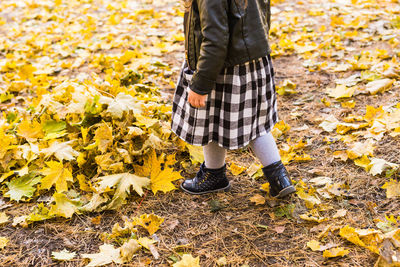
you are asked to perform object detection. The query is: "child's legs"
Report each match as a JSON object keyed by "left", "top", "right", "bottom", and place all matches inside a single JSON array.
[
  {"left": 249, "top": 132, "right": 281, "bottom": 167},
  {"left": 203, "top": 141, "right": 226, "bottom": 169}
]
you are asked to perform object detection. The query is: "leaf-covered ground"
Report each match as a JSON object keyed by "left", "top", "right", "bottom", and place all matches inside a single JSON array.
[{"left": 0, "top": 0, "right": 400, "bottom": 266}]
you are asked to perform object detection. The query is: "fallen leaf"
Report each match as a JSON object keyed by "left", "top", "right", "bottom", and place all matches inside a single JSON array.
[
  {"left": 297, "top": 189, "right": 321, "bottom": 209},
  {"left": 41, "top": 140, "right": 79, "bottom": 161},
  {"left": 246, "top": 163, "right": 263, "bottom": 178},
  {"left": 307, "top": 240, "right": 322, "bottom": 251},
  {"left": 366, "top": 79, "right": 394, "bottom": 94},
  {"left": 216, "top": 256, "right": 227, "bottom": 266},
  {"left": 99, "top": 93, "right": 142, "bottom": 119},
  {"left": 138, "top": 237, "right": 159, "bottom": 259},
  {"left": 382, "top": 180, "right": 400, "bottom": 199},
  {"left": 274, "top": 225, "right": 286, "bottom": 233},
  {"left": 42, "top": 120, "right": 67, "bottom": 140},
  {"left": 137, "top": 237, "right": 157, "bottom": 250},
  {"left": 347, "top": 140, "right": 375, "bottom": 160},
  {"left": 81, "top": 244, "right": 123, "bottom": 266},
  {"left": 319, "top": 115, "right": 339, "bottom": 132},
  {"left": 5, "top": 174, "right": 41, "bottom": 202},
  {"left": 134, "top": 150, "right": 182, "bottom": 194},
  {"left": 186, "top": 144, "right": 204, "bottom": 164},
  {"left": 322, "top": 247, "right": 349, "bottom": 258},
  {"left": 0, "top": 237, "right": 9, "bottom": 249},
  {"left": 51, "top": 249, "right": 76, "bottom": 261},
  {"left": 277, "top": 79, "right": 297, "bottom": 95},
  {"left": 120, "top": 239, "right": 141, "bottom": 262},
  {"left": 333, "top": 209, "right": 347, "bottom": 218},
  {"left": 93, "top": 123, "right": 113, "bottom": 153},
  {"left": 95, "top": 172, "right": 150, "bottom": 209},
  {"left": 173, "top": 254, "right": 200, "bottom": 267},
  {"left": 369, "top": 158, "right": 399, "bottom": 176},
  {"left": 250, "top": 194, "right": 266, "bottom": 205},
  {"left": 17, "top": 119, "right": 44, "bottom": 142},
  {"left": 39, "top": 161, "right": 73, "bottom": 193},
  {"left": 12, "top": 216, "right": 28, "bottom": 228},
  {"left": 271, "top": 120, "right": 291, "bottom": 138},
  {"left": 339, "top": 225, "right": 381, "bottom": 254},
  {"left": 91, "top": 215, "right": 102, "bottom": 225},
  {"left": 327, "top": 84, "right": 356, "bottom": 99},
  {"left": 300, "top": 213, "right": 327, "bottom": 223},
  {"left": 309, "top": 176, "right": 332, "bottom": 186},
  {"left": 228, "top": 163, "right": 247, "bottom": 175},
  {"left": 49, "top": 193, "right": 81, "bottom": 218},
  {"left": 0, "top": 212, "right": 9, "bottom": 225},
  {"left": 133, "top": 214, "right": 164, "bottom": 235}
]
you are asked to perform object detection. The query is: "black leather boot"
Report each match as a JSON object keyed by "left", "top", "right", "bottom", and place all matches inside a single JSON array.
[
  {"left": 261, "top": 161, "right": 295, "bottom": 198},
  {"left": 180, "top": 162, "right": 231, "bottom": 195}
]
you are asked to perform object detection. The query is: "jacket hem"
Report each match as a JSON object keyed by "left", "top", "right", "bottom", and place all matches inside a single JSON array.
[{"left": 224, "top": 44, "right": 271, "bottom": 68}]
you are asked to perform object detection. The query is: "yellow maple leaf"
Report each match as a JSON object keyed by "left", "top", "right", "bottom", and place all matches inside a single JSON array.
[
  {"left": 49, "top": 193, "right": 81, "bottom": 218},
  {"left": 353, "top": 155, "right": 371, "bottom": 169},
  {"left": 0, "top": 237, "right": 9, "bottom": 249},
  {"left": 133, "top": 214, "right": 164, "bottom": 235},
  {"left": 120, "top": 239, "right": 140, "bottom": 262},
  {"left": 300, "top": 213, "right": 327, "bottom": 223},
  {"left": 95, "top": 153, "right": 124, "bottom": 172},
  {"left": 341, "top": 100, "right": 356, "bottom": 108},
  {"left": 95, "top": 172, "right": 150, "bottom": 210},
  {"left": 333, "top": 209, "right": 347, "bottom": 218},
  {"left": 81, "top": 127, "right": 89, "bottom": 143},
  {"left": 276, "top": 79, "right": 297, "bottom": 95},
  {"left": 364, "top": 105, "right": 385, "bottom": 122},
  {"left": 296, "top": 189, "right": 321, "bottom": 209},
  {"left": 185, "top": 144, "right": 204, "bottom": 164},
  {"left": 0, "top": 129, "right": 15, "bottom": 160},
  {"left": 366, "top": 79, "right": 394, "bottom": 95},
  {"left": 228, "top": 163, "right": 247, "bottom": 175},
  {"left": 368, "top": 158, "right": 399, "bottom": 176},
  {"left": 347, "top": 140, "right": 375, "bottom": 160},
  {"left": 51, "top": 249, "right": 76, "bottom": 261},
  {"left": 382, "top": 180, "right": 400, "bottom": 199},
  {"left": 18, "top": 64, "right": 36, "bottom": 80},
  {"left": 333, "top": 151, "right": 348, "bottom": 161},
  {"left": 17, "top": 119, "right": 44, "bottom": 142},
  {"left": 76, "top": 174, "right": 94, "bottom": 192},
  {"left": 307, "top": 240, "right": 321, "bottom": 251},
  {"left": 135, "top": 150, "right": 182, "bottom": 194},
  {"left": 81, "top": 244, "right": 123, "bottom": 266},
  {"left": 173, "top": 254, "right": 200, "bottom": 267},
  {"left": 322, "top": 247, "right": 349, "bottom": 258},
  {"left": 250, "top": 194, "right": 266, "bottom": 205},
  {"left": 39, "top": 161, "right": 73, "bottom": 192},
  {"left": 271, "top": 120, "right": 291, "bottom": 138},
  {"left": 0, "top": 212, "right": 9, "bottom": 225},
  {"left": 94, "top": 123, "right": 113, "bottom": 153},
  {"left": 137, "top": 237, "right": 157, "bottom": 250},
  {"left": 327, "top": 84, "right": 356, "bottom": 99},
  {"left": 336, "top": 122, "right": 369, "bottom": 134},
  {"left": 339, "top": 225, "right": 381, "bottom": 254}
]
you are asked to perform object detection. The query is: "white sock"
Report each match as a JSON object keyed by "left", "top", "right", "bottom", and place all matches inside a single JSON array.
[
  {"left": 203, "top": 141, "right": 226, "bottom": 169},
  {"left": 249, "top": 132, "right": 281, "bottom": 167}
]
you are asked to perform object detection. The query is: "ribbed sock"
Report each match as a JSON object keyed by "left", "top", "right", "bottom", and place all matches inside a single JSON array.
[
  {"left": 203, "top": 141, "right": 226, "bottom": 169},
  {"left": 249, "top": 132, "right": 281, "bottom": 167}
]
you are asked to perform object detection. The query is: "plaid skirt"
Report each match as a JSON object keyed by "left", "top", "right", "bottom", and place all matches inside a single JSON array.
[{"left": 171, "top": 54, "right": 278, "bottom": 150}]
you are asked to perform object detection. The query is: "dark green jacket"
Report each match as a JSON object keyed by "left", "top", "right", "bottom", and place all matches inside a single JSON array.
[{"left": 184, "top": 0, "right": 272, "bottom": 95}]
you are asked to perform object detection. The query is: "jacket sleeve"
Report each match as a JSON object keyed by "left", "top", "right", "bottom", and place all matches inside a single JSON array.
[{"left": 189, "top": 0, "right": 229, "bottom": 95}]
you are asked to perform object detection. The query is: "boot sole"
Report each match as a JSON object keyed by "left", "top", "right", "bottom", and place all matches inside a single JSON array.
[
  {"left": 180, "top": 182, "right": 231, "bottom": 195},
  {"left": 275, "top": 185, "right": 296, "bottom": 198}
]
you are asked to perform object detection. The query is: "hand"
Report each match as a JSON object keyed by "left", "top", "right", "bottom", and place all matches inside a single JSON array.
[{"left": 188, "top": 89, "right": 207, "bottom": 108}]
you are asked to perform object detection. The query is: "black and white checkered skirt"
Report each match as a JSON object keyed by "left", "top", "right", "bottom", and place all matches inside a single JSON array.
[{"left": 171, "top": 54, "right": 278, "bottom": 150}]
